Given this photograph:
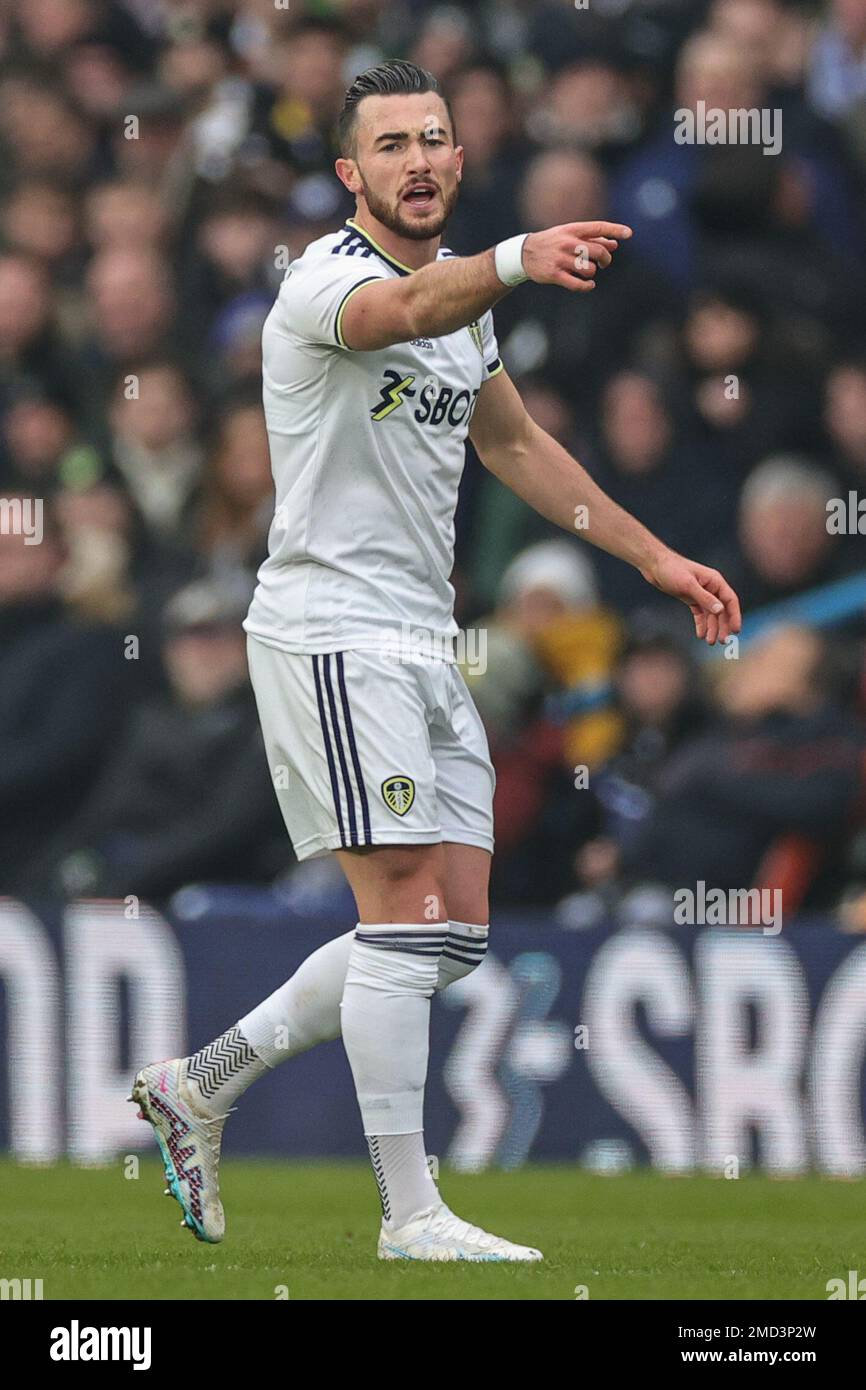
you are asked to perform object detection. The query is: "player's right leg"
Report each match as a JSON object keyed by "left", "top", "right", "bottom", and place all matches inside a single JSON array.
[
  {"left": 336, "top": 839, "right": 540, "bottom": 1262},
  {"left": 129, "top": 849, "right": 495, "bottom": 1247}
]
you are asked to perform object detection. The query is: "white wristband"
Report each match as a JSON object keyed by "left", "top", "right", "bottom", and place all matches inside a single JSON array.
[{"left": 494, "top": 234, "right": 529, "bottom": 286}]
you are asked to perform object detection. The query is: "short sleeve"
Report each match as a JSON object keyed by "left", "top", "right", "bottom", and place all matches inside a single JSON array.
[
  {"left": 479, "top": 309, "right": 503, "bottom": 381},
  {"left": 278, "top": 254, "right": 388, "bottom": 350}
]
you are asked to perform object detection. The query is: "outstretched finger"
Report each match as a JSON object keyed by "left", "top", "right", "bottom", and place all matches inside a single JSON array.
[{"left": 567, "top": 221, "right": 633, "bottom": 240}]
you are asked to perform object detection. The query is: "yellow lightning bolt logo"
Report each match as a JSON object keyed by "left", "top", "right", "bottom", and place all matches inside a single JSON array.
[{"left": 371, "top": 372, "right": 416, "bottom": 421}]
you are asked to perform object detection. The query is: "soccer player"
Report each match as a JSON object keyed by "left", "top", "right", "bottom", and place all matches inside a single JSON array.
[{"left": 132, "top": 60, "right": 741, "bottom": 1261}]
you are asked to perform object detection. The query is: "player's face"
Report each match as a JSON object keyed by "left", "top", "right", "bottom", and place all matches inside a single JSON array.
[{"left": 346, "top": 93, "right": 462, "bottom": 241}]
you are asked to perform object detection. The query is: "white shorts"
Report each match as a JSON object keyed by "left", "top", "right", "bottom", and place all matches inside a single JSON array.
[{"left": 247, "top": 635, "right": 495, "bottom": 861}]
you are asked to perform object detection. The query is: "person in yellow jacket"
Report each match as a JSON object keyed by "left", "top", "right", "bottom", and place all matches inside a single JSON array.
[{"left": 461, "top": 538, "right": 624, "bottom": 769}]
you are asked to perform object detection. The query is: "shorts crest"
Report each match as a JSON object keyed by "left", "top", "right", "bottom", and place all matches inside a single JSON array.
[{"left": 382, "top": 775, "right": 415, "bottom": 817}]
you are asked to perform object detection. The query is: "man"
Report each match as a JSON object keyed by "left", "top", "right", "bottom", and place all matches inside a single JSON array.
[
  {"left": 132, "top": 61, "right": 740, "bottom": 1262},
  {"left": 0, "top": 498, "right": 127, "bottom": 893},
  {"left": 54, "top": 579, "right": 287, "bottom": 900}
]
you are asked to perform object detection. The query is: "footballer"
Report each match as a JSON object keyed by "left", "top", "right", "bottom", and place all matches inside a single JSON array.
[{"left": 132, "top": 60, "right": 741, "bottom": 1262}]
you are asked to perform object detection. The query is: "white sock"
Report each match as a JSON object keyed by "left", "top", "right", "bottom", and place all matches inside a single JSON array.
[
  {"left": 367, "top": 1132, "right": 439, "bottom": 1230},
  {"left": 185, "top": 1025, "right": 268, "bottom": 1115},
  {"left": 238, "top": 929, "right": 356, "bottom": 1065},
  {"left": 194, "top": 920, "right": 490, "bottom": 1119},
  {"left": 341, "top": 922, "right": 445, "bottom": 1224},
  {"left": 341, "top": 922, "right": 443, "bottom": 1132},
  {"left": 438, "top": 920, "right": 489, "bottom": 987},
  {"left": 238, "top": 920, "right": 488, "bottom": 1063}
]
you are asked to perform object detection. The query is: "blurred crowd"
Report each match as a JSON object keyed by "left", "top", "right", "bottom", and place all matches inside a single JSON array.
[{"left": 2, "top": 0, "right": 866, "bottom": 919}]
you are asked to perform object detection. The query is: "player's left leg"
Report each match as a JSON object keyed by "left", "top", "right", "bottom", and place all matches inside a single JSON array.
[
  {"left": 128, "top": 848, "right": 494, "bottom": 1246},
  {"left": 175, "top": 840, "right": 492, "bottom": 1114}
]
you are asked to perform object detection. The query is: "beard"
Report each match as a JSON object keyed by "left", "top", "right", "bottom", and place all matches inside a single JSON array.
[{"left": 359, "top": 174, "right": 459, "bottom": 241}]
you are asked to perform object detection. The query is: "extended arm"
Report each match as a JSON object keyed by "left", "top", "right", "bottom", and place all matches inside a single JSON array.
[
  {"left": 340, "top": 221, "right": 631, "bottom": 350},
  {"left": 469, "top": 370, "right": 742, "bottom": 645}
]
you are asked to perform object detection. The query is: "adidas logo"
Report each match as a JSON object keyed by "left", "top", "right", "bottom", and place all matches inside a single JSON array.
[{"left": 410, "top": 337, "right": 434, "bottom": 350}]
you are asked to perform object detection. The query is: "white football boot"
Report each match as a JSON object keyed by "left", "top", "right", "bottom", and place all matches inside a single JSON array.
[
  {"left": 130, "top": 1058, "right": 229, "bottom": 1244},
  {"left": 378, "top": 1201, "right": 543, "bottom": 1262}
]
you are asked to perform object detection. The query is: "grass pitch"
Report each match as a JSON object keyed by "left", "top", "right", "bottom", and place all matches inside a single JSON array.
[{"left": 1, "top": 1158, "right": 862, "bottom": 1301}]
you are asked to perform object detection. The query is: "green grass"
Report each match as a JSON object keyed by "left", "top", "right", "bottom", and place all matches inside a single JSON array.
[{"left": 1, "top": 1159, "right": 863, "bottom": 1300}]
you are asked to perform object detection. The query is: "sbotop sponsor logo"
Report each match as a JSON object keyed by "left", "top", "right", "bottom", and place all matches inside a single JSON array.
[
  {"left": 50, "top": 1321, "right": 152, "bottom": 1370},
  {"left": 674, "top": 101, "right": 782, "bottom": 156},
  {"left": 0, "top": 495, "right": 43, "bottom": 544},
  {"left": 674, "top": 881, "right": 782, "bottom": 934}
]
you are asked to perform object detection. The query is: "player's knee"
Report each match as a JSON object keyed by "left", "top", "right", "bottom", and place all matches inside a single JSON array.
[
  {"left": 443, "top": 891, "right": 489, "bottom": 927},
  {"left": 436, "top": 920, "right": 489, "bottom": 989},
  {"left": 345, "top": 929, "right": 444, "bottom": 998},
  {"left": 371, "top": 851, "right": 449, "bottom": 924}
]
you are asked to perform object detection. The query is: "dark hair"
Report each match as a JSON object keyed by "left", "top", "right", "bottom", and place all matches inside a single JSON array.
[{"left": 338, "top": 60, "right": 455, "bottom": 156}]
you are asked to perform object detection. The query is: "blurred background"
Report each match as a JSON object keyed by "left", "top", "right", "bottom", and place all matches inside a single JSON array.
[
  {"left": 1, "top": 0, "right": 866, "bottom": 1173},
  {"left": 1, "top": 0, "right": 866, "bottom": 1170}
]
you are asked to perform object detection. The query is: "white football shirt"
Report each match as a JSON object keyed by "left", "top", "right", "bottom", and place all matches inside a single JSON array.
[{"left": 243, "top": 219, "right": 503, "bottom": 659}]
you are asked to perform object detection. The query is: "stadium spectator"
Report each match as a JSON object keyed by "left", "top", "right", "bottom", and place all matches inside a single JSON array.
[
  {"left": 0, "top": 253, "right": 81, "bottom": 417},
  {"left": 0, "top": 77, "right": 95, "bottom": 185},
  {"left": 620, "top": 625, "right": 866, "bottom": 905},
  {"left": 106, "top": 360, "right": 203, "bottom": 544},
  {"left": 571, "top": 617, "right": 710, "bottom": 902},
  {"left": 468, "top": 539, "right": 621, "bottom": 905},
  {"left": 195, "top": 396, "right": 273, "bottom": 580},
  {"left": 440, "top": 63, "right": 521, "bottom": 254},
  {"left": 492, "top": 150, "right": 677, "bottom": 403},
  {"left": 411, "top": 5, "right": 476, "bottom": 85},
  {"left": 611, "top": 29, "right": 863, "bottom": 289},
  {"left": 0, "top": 386, "right": 76, "bottom": 488},
  {"left": 674, "top": 280, "right": 823, "bottom": 477},
  {"left": 823, "top": 358, "right": 866, "bottom": 486},
  {"left": 250, "top": 17, "right": 350, "bottom": 177},
  {"left": 712, "top": 454, "right": 849, "bottom": 611},
  {"left": 53, "top": 577, "right": 288, "bottom": 901},
  {"left": 1, "top": 180, "right": 81, "bottom": 274},
  {"left": 583, "top": 370, "right": 729, "bottom": 614},
  {"left": 808, "top": 0, "right": 866, "bottom": 122},
  {"left": 83, "top": 181, "right": 171, "bottom": 254},
  {"left": 0, "top": 497, "right": 128, "bottom": 893},
  {"left": 467, "top": 375, "right": 582, "bottom": 608},
  {"left": 178, "top": 190, "right": 280, "bottom": 347},
  {"left": 0, "top": 0, "right": 864, "bottom": 909}
]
